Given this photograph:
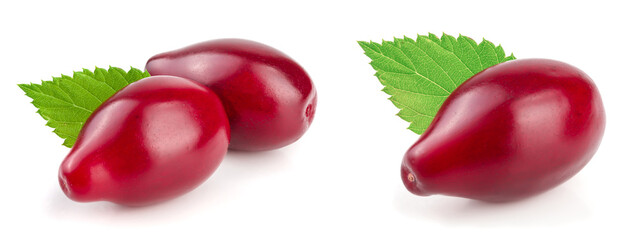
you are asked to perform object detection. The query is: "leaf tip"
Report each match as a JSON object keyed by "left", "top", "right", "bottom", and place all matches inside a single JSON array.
[
  {"left": 17, "top": 83, "right": 29, "bottom": 89},
  {"left": 62, "top": 141, "right": 73, "bottom": 148}
]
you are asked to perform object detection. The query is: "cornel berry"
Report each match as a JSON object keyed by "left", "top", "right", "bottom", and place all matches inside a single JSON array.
[
  {"left": 58, "top": 76, "right": 230, "bottom": 206},
  {"left": 401, "top": 59, "right": 605, "bottom": 201},
  {"left": 146, "top": 39, "right": 317, "bottom": 151}
]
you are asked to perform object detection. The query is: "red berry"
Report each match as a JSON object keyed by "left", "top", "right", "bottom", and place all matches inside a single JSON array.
[
  {"left": 401, "top": 59, "right": 605, "bottom": 202},
  {"left": 146, "top": 39, "right": 316, "bottom": 151},
  {"left": 58, "top": 76, "right": 230, "bottom": 206}
]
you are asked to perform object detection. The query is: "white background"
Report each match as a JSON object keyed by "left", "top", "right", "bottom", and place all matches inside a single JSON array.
[{"left": 1, "top": 0, "right": 633, "bottom": 239}]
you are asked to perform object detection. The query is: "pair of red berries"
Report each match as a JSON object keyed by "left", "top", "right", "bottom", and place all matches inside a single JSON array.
[{"left": 58, "top": 39, "right": 317, "bottom": 206}]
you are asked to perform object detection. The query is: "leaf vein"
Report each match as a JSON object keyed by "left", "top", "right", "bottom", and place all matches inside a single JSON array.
[
  {"left": 383, "top": 84, "right": 448, "bottom": 97},
  {"left": 410, "top": 41, "right": 458, "bottom": 88},
  {"left": 390, "top": 98, "right": 436, "bottom": 118}
]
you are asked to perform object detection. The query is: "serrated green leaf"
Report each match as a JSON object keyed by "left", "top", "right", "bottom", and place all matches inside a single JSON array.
[
  {"left": 359, "top": 33, "right": 516, "bottom": 135},
  {"left": 19, "top": 67, "right": 149, "bottom": 147}
]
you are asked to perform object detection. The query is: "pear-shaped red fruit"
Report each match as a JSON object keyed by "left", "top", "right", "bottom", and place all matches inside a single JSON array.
[
  {"left": 59, "top": 76, "right": 230, "bottom": 206},
  {"left": 401, "top": 59, "right": 605, "bottom": 202},
  {"left": 146, "top": 39, "right": 317, "bottom": 151}
]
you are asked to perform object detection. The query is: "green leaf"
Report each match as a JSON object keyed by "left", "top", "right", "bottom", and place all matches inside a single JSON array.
[
  {"left": 359, "top": 33, "right": 516, "bottom": 134},
  {"left": 19, "top": 67, "right": 149, "bottom": 147}
]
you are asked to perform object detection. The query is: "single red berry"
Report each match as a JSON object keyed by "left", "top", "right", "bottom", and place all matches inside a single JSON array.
[
  {"left": 146, "top": 39, "right": 317, "bottom": 151},
  {"left": 401, "top": 59, "right": 605, "bottom": 202},
  {"left": 59, "top": 76, "right": 230, "bottom": 206}
]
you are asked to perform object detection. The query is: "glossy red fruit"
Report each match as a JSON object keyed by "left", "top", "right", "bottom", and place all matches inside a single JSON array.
[
  {"left": 146, "top": 38, "right": 317, "bottom": 151},
  {"left": 59, "top": 76, "right": 230, "bottom": 206},
  {"left": 401, "top": 59, "right": 605, "bottom": 202}
]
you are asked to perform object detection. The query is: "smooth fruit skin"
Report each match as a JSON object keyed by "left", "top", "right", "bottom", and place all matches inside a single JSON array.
[
  {"left": 145, "top": 39, "right": 317, "bottom": 151},
  {"left": 59, "top": 76, "right": 230, "bottom": 206},
  {"left": 401, "top": 59, "right": 605, "bottom": 202}
]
